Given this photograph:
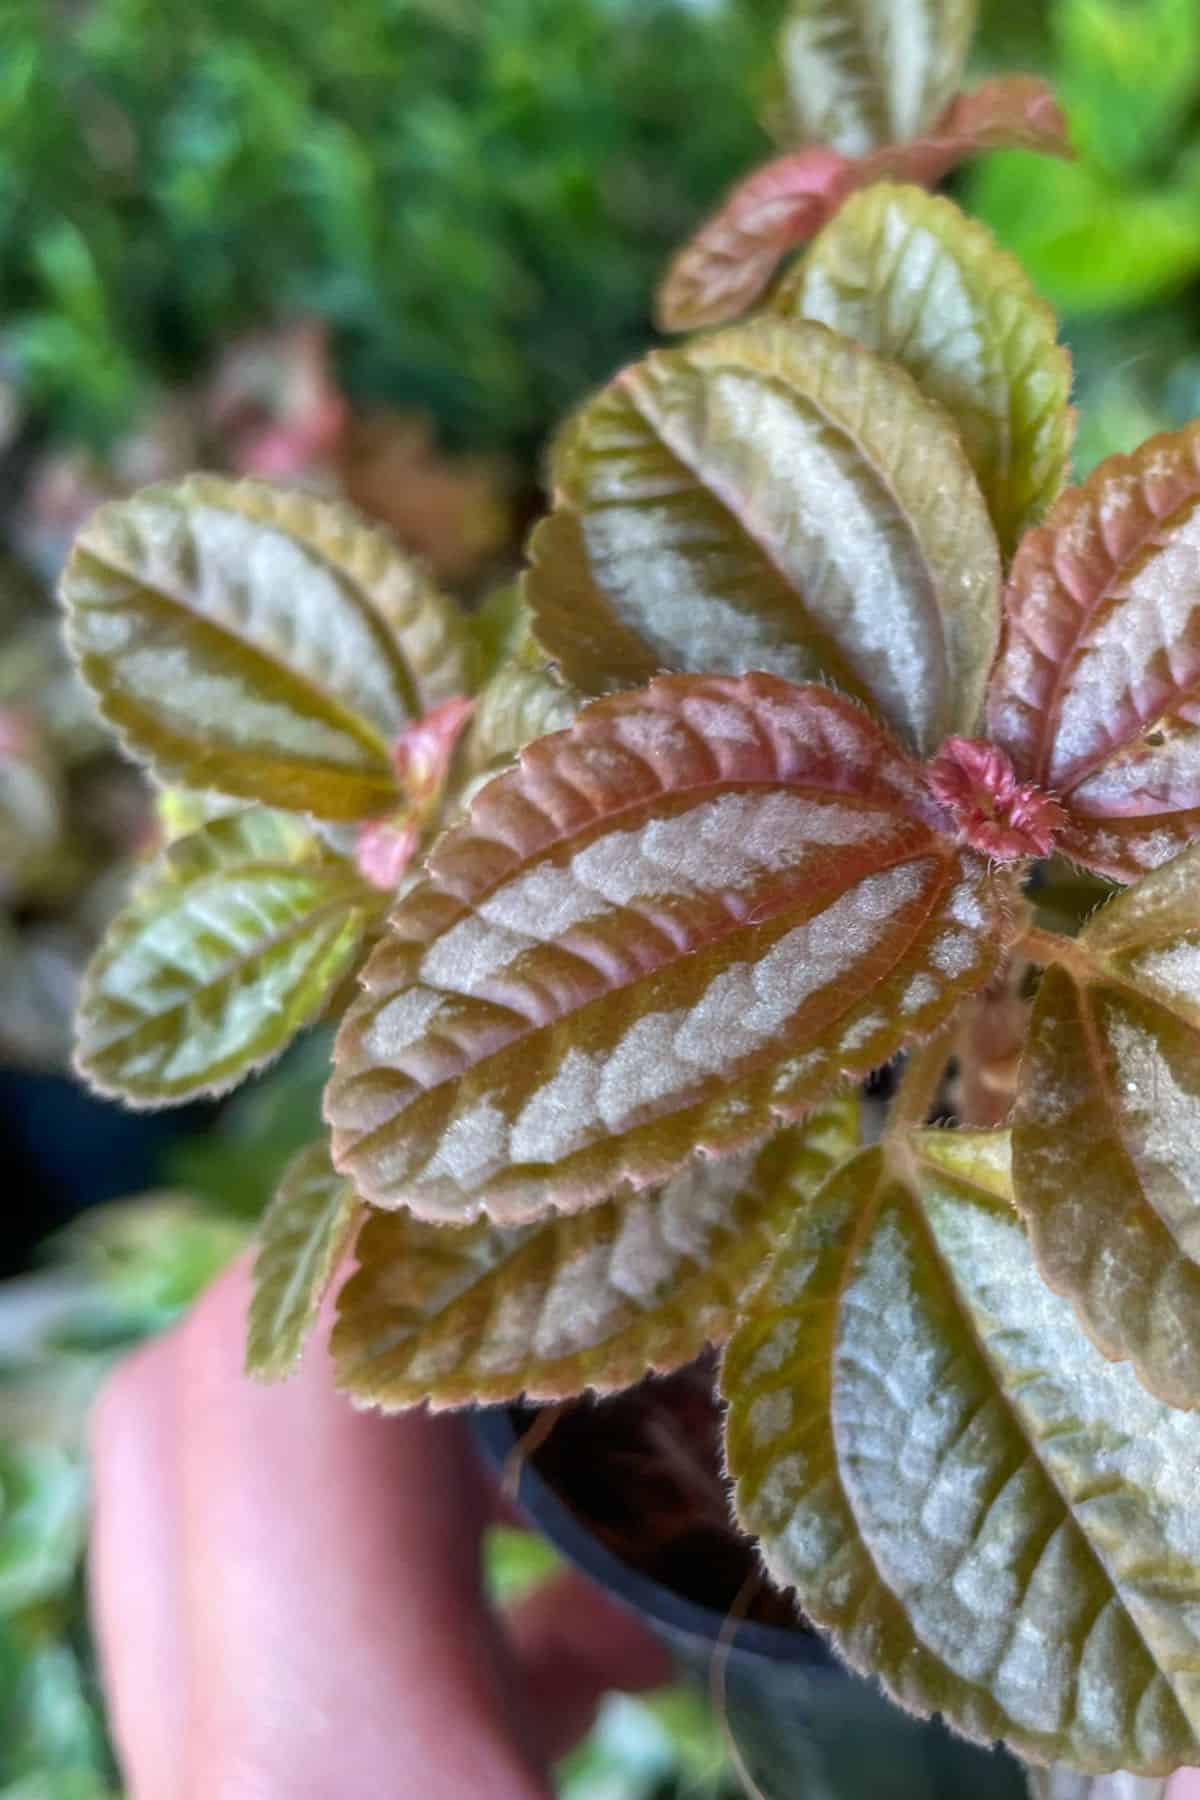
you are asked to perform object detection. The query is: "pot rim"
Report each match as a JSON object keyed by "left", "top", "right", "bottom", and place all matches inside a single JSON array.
[{"left": 470, "top": 1402, "right": 837, "bottom": 1669}]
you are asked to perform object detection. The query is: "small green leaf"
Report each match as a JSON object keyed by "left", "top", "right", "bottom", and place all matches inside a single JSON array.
[
  {"left": 77, "top": 809, "right": 377, "bottom": 1106},
  {"left": 525, "top": 319, "right": 1001, "bottom": 755},
  {"left": 776, "top": 184, "right": 1073, "bottom": 555},
  {"left": 771, "top": 0, "right": 978, "bottom": 155},
  {"left": 724, "top": 1132, "right": 1200, "bottom": 1773},
  {"left": 464, "top": 616, "right": 579, "bottom": 779},
  {"left": 247, "top": 1143, "right": 359, "bottom": 1379},
  {"left": 1014, "top": 845, "right": 1200, "bottom": 1410},
  {"left": 62, "top": 476, "right": 467, "bottom": 819},
  {"left": 326, "top": 674, "right": 1019, "bottom": 1223},
  {"left": 333, "top": 1097, "right": 859, "bottom": 1408}
]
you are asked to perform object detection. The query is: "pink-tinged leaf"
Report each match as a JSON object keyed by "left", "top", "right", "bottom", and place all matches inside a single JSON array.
[
  {"left": 657, "top": 77, "right": 1070, "bottom": 331},
  {"left": 988, "top": 423, "right": 1200, "bottom": 882},
  {"left": 353, "top": 696, "right": 475, "bottom": 892},
  {"left": 325, "top": 675, "right": 1021, "bottom": 1224}
]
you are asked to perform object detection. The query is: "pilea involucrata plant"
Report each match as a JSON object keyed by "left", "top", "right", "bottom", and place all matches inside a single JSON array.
[{"left": 57, "top": 0, "right": 1200, "bottom": 1785}]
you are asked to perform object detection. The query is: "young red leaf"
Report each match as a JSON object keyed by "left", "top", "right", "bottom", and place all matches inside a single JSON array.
[
  {"left": 989, "top": 424, "right": 1200, "bottom": 882},
  {"left": 656, "top": 77, "right": 1070, "bottom": 331},
  {"left": 325, "top": 675, "right": 1021, "bottom": 1223}
]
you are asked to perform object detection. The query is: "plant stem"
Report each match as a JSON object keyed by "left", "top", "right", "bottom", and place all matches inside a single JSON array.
[
  {"left": 887, "top": 1025, "right": 955, "bottom": 1137},
  {"left": 1018, "top": 923, "right": 1086, "bottom": 972}
]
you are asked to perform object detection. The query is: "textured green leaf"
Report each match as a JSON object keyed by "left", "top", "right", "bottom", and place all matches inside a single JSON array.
[
  {"left": 1013, "top": 844, "right": 1200, "bottom": 1410},
  {"left": 988, "top": 425, "right": 1200, "bottom": 882},
  {"left": 776, "top": 184, "right": 1073, "bottom": 556},
  {"left": 724, "top": 1131, "right": 1200, "bottom": 1773},
  {"left": 62, "top": 476, "right": 468, "bottom": 819},
  {"left": 77, "top": 809, "right": 377, "bottom": 1105},
  {"left": 771, "top": 0, "right": 978, "bottom": 155},
  {"left": 326, "top": 674, "right": 1019, "bottom": 1223},
  {"left": 333, "top": 1096, "right": 858, "bottom": 1408},
  {"left": 526, "top": 319, "right": 1001, "bottom": 756},
  {"left": 657, "top": 78, "right": 1070, "bottom": 331},
  {"left": 247, "top": 1143, "right": 360, "bottom": 1379}
]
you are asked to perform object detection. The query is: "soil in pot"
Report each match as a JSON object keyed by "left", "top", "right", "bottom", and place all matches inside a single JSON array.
[{"left": 508, "top": 1354, "right": 807, "bottom": 1633}]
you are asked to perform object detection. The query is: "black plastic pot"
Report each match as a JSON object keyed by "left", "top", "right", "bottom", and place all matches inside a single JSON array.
[{"left": 472, "top": 1406, "right": 1028, "bottom": 1800}]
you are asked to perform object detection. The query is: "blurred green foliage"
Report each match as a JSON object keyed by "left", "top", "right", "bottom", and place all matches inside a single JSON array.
[
  {"left": 0, "top": 0, "right": 773, "bottom": 457},
  {"left": 970, "top": 0, "right": 1200, "bottom": 469}
]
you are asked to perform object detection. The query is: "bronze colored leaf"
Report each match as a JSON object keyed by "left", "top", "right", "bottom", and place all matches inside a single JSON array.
[
  {"left": 724, "top": 1131, "right": 1200, "bottom": 1773},
  {"left": 776, "top": 183, "right": 1073, "bottom": 555},
  {"left": 989, "top": 424, "right": 1200, "bottom": 882},
  {"left": 332, "top": 1097, "right": 858, "bottom": 1408},
  {"left": 1013, "top": 844, "right": 1200, "bottom": 1409},
  {"left": 325, "top": 674, "right": 1019, "bottom": 1222},
  {"left": 526, "top": 319, "right": 1001, "bottom": 756}
]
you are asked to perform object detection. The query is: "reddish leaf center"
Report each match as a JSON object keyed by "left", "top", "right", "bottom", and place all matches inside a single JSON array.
[
  {"left": 354, "top": 695, "right": 475, "bottom": 892},
  {"left": 927, "top": 737, "right": 1065, "bottom": 860}
]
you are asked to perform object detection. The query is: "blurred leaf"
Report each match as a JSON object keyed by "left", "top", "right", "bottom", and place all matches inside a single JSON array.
[
  {"left": 247, "top": 1143, "right": 358, "bottom": 1379},
  {"left": 326, "top": 674, "right": 1019, "bottom": 1222},
  {"left": 1028, "top": 1766, "right": 1168, "bottom": 1798},
  {"left": 1053, "top": 0, "right": 1200, "bottom": 181},
  {"left": 76, "top": 810, "right": 377, "bottom": 1105},
  {"left": 63, "top": 477, "right": 467, "bottom": 818},
  {"left": 770, "top": 0, "right": 978, "bottom": 154},
  {"left": 967, "top": 152, "right": 1200, "bottom": 316},
  {"left": 988, "top": 422, "right": 1200, "bottom": 881},
  {"left": 526, "top": 319, "right": 1001, "bottom": 756},
  {"left": 1014, "top": 844, "right": 1200, "bottom": 1410},
  {"left": 724, "top": 1131, "right": 1200, "bottom": 1772},
  {"left": 333, "top": 1097, "right": 858, "bottom": 1407},
  {"left": 0, "top": 1448, "right": 84, "bottom": 1618},
  {"left": 776, "top": 183, "right": 1073, "bottom": 554},
  {"left": 657, "top": 77, "right": 1069, "bottom": 328}
]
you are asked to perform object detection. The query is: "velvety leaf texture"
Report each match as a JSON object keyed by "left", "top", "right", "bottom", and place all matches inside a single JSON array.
[
  {"left": 325, "top": 674, "right": 1018, "bottom": 1222},
  {"left": 775, "top": 184, "right": 1073, "bottom": 556},
  {"left": 1013, "top": 844, "right": 1200, "bottom": 1410},
  {"left": 77, "top": 809, "right": 377, "bottom": 1105},
  {"left": 724, "top": 1132, "right": 1200, "bottom": 1773},
  {"left": 332, "top": 1096, "right": 858, "bottom": 1408},
  {"left": 62, "top": 476, "right": 468, "bottom": 819},
  {"left": 988, "top": 425, "right": 1200, "bottom": 881},
  {"left": 525, "top": 319, "right": 1001, "bottom": 757},
  {"left": 656, "top": 78, "right": 1070, "bottom": 331},
  {"left": 247, "top": 1143, "right": 360, "bottom": 1380},
  {"left": 772, "top": 0, "right": 978, "bottom": 156}
]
